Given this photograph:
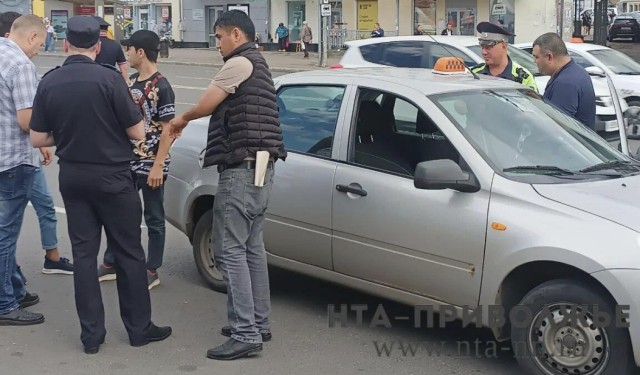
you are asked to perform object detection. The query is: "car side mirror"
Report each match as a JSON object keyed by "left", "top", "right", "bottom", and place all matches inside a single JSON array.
[
  {"left": 414, "top": 159, "right": 480, "bottom": 193},
  {"left": 585, "top": 66, "right": 606, "bottom": 77}
]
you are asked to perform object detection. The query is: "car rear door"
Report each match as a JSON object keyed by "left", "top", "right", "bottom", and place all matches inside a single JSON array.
[{"left": 264, "top": 79, "right": 354, "bottom": 270}]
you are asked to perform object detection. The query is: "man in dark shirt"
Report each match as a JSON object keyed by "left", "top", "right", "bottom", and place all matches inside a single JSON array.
[
  {"left": 30, "top": 15, "right": 171, "bottom": 355},
  {"left": 94, "top": 16, "right": 127, "bottom": 80},
  {"left": 532, "top": 32, "right": 596, "bottom": 129},
  {"left": 97, "top": 30, "right": 175, "bottom": 290}
]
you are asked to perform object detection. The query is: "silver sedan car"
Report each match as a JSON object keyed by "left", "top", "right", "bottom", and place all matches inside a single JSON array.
[{"left": 166, "top": 66, "right": 640, "bottom": 375}]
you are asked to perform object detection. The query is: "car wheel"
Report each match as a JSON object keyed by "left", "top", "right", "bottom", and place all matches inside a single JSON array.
[
  {"left": 511, "top": 279, "right": 634, "bottom": 375},
  {"left": 192, "top": 209, "right": 227, "bottom": 293}
]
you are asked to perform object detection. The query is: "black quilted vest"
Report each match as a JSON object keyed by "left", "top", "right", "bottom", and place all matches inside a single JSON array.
[{"left": 203, "top": 42, "right": 287, "bottom": 168}]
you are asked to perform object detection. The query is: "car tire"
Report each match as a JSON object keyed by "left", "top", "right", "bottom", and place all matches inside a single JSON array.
[
  {"left": 510, "top": 279, "right": 634, "bottom": 375},
  {"left": 192, "top": 209, "right": 227, "bottom": 293}
]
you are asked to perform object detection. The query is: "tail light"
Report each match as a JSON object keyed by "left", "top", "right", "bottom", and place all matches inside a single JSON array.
[{"left": 330, "top": 64, "right": 344, "bottom": 69}]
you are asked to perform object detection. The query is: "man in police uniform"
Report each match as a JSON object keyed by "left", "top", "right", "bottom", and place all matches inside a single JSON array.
[
  {"left": 471, "top": 21, "right": 538, "bottom": 92},
  {"left": 94, "top": 16, "right": 128, "bottom": 80},
  {"left": 30, "top": 15, "right": 171, "bottom": 354}
]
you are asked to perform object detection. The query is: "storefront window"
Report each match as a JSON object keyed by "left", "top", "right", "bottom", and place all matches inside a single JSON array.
[
  {"left": 414, "top": 0, "right": 436, "bottom": 35},
  {"left": 288, "top": 2, "right": 305, "bottom": 42},
  {"left": 489, "top": 0, "right": 515, "bottom": 43}
]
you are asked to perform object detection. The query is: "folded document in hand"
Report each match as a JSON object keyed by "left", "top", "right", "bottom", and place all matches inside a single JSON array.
[{"left": 254, "top": 151, "right": 270, "bottom": 187}]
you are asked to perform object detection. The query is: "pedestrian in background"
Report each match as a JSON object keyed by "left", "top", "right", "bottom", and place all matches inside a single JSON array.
[
  {"left": 44, "top": 19, "right": 55, "bottom": 52},
  {"left": 98, "top": 29, "right": 176, "bottom": 290},
  {"left": 300, "top": 20, "right": 312, "bottom": 58},
  {"left": 441, "top": 23, "right": 453, "bottom": 35},
  {"left": 94, "top": 16, "right": 128, "bottom": 80},
  {"left": 415, "top": 23, "right": 425, "bottom": 35},
  {"left": 532, "top": 32, "right": 596, "bottom": 130},
  {"left": 371, "top": 22, "right": 384, "bottom": 38},
  {"left": 169, "top": 9, "right": 287, "bottom": 361},
  {"left": 0, "top": 14, "right": 46, "bottom": 326},
  {"left": 30, "top": 15, "right": 171, "bottom": 354},
  {"left": 0, "top": 11, "right": 74, "bottom": 278},
  {"left": 275, "top": 22, "right": 288, "bottom": 51}
]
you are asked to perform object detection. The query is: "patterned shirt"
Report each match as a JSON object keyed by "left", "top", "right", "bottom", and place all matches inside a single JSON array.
[
  {"left": 128, "top": 72, "right": 175, "bottom": 176},
  {"left": 0, "top": 38, "right": 38, "bottom": 172}
]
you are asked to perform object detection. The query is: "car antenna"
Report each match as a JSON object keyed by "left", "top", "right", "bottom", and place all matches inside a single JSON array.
[{"left": 425, "top": 34, "right": 480, "bottom": 80}]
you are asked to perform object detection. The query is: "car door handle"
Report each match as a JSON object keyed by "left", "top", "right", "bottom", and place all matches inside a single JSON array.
[{"left": 336, "top": 184, "right": 367, "bottom": 197}]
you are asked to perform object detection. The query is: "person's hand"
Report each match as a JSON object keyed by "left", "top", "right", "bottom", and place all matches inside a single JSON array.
[
  {"left": 169, "top": 116, "right": 188, "bottom": 139},
  {"left": 147, "top": 165, "right": 164, "bottom": 189},
  {"left": 39, "top": 147, "right": 52, "bottom": 166}
]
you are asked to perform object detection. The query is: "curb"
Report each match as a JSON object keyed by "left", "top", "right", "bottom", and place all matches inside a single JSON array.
[{"left": 37, "top": 53, "right": 327, "bottom": 73}]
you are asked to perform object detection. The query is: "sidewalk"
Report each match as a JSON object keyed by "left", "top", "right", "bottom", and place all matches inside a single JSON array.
[{"left": 39, "top": 47, "right": 341, "bottom": 72}]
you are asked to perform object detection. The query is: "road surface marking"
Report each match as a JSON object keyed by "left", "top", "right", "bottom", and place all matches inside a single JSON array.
[{"left": 176, "top": 75, "right": 214, "bottom": 81}]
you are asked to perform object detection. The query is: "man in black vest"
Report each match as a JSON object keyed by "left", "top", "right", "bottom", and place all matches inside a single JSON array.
[{"left": 170, "top": 10, "right": 286, "bottom": 360}]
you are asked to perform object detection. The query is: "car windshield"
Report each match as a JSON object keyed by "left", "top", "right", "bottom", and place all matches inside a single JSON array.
[
  {"left": 588, "top": 48, "right": 640, "bottom": 75},
  {"left": 431, "top": 89, "right": 637, "bottom": 183},
  {"left": 467, "top": 44, "right": 540, "bottom": 75}
]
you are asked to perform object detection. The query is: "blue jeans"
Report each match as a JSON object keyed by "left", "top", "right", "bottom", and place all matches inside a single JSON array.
[
  {"left": 45, "top": 33, "right": 55, "bottom": 52},
  {"left": 104, "top": 173, "right": 166, "bottom": 271},
  {"left": 30, "top": 167, "right": 58, "bottom": 251},
  {"left": 213, "top": 165, "right": 274, "bottom": 344},
  {"left": 0, "top": 165, "right": 36, "bottom": 314}
]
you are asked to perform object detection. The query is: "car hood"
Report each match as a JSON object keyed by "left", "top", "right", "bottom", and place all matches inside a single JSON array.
[
  {"left": 533, "top": 174, "right": 640, "bottom": 232},
  {"left": 612, "top": 75, "right": 640, "bottom": 97}
]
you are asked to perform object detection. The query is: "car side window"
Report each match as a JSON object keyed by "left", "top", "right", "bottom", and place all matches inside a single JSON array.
[
  {"left": 350, "top": 88, "right": 461, "bottom": 177},
  {"left": 425, "top": 44, "right": 477, "bottom": 69},
  {"left": 277, "top": 85, "right": 345, "bottom": 158},
  {"left": 568, "top": 51, "right": 593, "bottom": 69},
  {"left": 359, "top": 44, "right": 383, "bottom": 63},
  {"left": 378, "top": 41, "right": 427, "bottom": 68}
]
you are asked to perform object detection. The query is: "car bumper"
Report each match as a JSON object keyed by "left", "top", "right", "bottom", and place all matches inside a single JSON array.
[{"left": 591, "top": 269, "right": 640, "bottom": 366}]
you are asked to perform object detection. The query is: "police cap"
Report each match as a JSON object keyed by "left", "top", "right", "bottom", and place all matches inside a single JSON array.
[
  {"left": 477, "top": 21, "right": 513, "bottom": 46},
  {"left": 93, "top": 16, "right": 111, "bottom": 30},
  {"left": 66, "top": 16, "right": 100, "bottom": 48}
]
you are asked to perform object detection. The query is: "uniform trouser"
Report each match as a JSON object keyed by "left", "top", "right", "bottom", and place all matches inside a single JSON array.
[
  {"left": 59, "top": 162, "right": 151, "bottom": 348},
  {"left": 103, "top": 173, "right": 166, "bottom": 271},
  {"left": 213, "top": 165, "right": 274, "bottom": 344}
]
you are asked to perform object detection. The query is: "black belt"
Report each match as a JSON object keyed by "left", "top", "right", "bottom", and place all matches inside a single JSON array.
[{"left": 217, "top": 159, "right": 274, "bottom": 173}]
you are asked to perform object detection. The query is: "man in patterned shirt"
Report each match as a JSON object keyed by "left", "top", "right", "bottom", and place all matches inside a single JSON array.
[
  {"left": 97, "top": 30, "right": 175, "bottom": 289},
  {"left": 0, "top": 15, "right": 46, "bottom": 326}
]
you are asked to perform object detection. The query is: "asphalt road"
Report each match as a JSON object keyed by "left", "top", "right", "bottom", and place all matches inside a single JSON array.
[{"left": 5, "top": 50, "right": 639, "bottom": 375}]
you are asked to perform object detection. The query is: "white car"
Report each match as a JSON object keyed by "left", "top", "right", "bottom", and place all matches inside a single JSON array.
[
  {"left": 515, "top": 41, "right": 640, "bottom": 112},
  {"left": 334, "top": 35, "right": 625, "bottom": 140}
]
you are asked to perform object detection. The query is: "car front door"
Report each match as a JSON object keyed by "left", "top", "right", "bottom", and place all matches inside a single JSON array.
[
  {"left": 265, "top": 83, "right": 352, "bottom": 270},
  {"left": 331, "top": 84, "right": 490, "bottom": 307}
]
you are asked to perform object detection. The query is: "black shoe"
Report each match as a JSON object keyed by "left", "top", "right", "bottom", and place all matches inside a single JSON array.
[
  {"left": 206, "top": 338, "right": 262, "bottom": 360},
  {"left": 19, "top": 292, "right": 39, "bottom": 309},
  {"left": 131, "top": 323, "right": 172, "bottom": 347},
  {"left": 83, "top": 337, "right": 105, "bottom": 355},
  {"left": 221, "top": 326, "right": 271, "bottom": 342},
  {"left": 0, "top": 308, "right": 44, "bottom": 326}
]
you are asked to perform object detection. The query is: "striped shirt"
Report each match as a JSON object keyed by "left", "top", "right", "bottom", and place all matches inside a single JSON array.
[{"left": 0, "top": 38, "right": 38, "bottom": 172}]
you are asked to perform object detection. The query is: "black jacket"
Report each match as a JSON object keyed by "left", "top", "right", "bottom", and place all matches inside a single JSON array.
[{"left": 203, "top": 43, "right": 287, "bottom": 168}]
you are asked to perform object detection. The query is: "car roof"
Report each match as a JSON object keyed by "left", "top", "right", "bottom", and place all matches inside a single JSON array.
[
  {"left": 345, "top": 35, "right": 481, "bottom": 49},
  {"left": 515, "top": 41, "right": 609, "bottom": 52},
  {"left": 279, "top": 67, "right": 525, "bottom": 95}
]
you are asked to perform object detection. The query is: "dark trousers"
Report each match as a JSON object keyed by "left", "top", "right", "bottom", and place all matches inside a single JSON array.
[
  {"left": 278, "top": 37, "right": 287, "bottom": 50},
  {"left": 59, "top": 162, "right": 151, "bottom": 348},
  {"left": 104, "top": 173, "right": 166, "bottom": 272}
]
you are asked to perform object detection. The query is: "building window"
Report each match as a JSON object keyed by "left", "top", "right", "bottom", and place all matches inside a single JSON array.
[
  {"left": 414, "top": 0, "right": 436, "bottom": 35},
  {"left": 288, "top": 1, "right": 305, "bottom": 42},
  {"left": 489, "top": 0, "right": 515, "bottom": 43}
]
